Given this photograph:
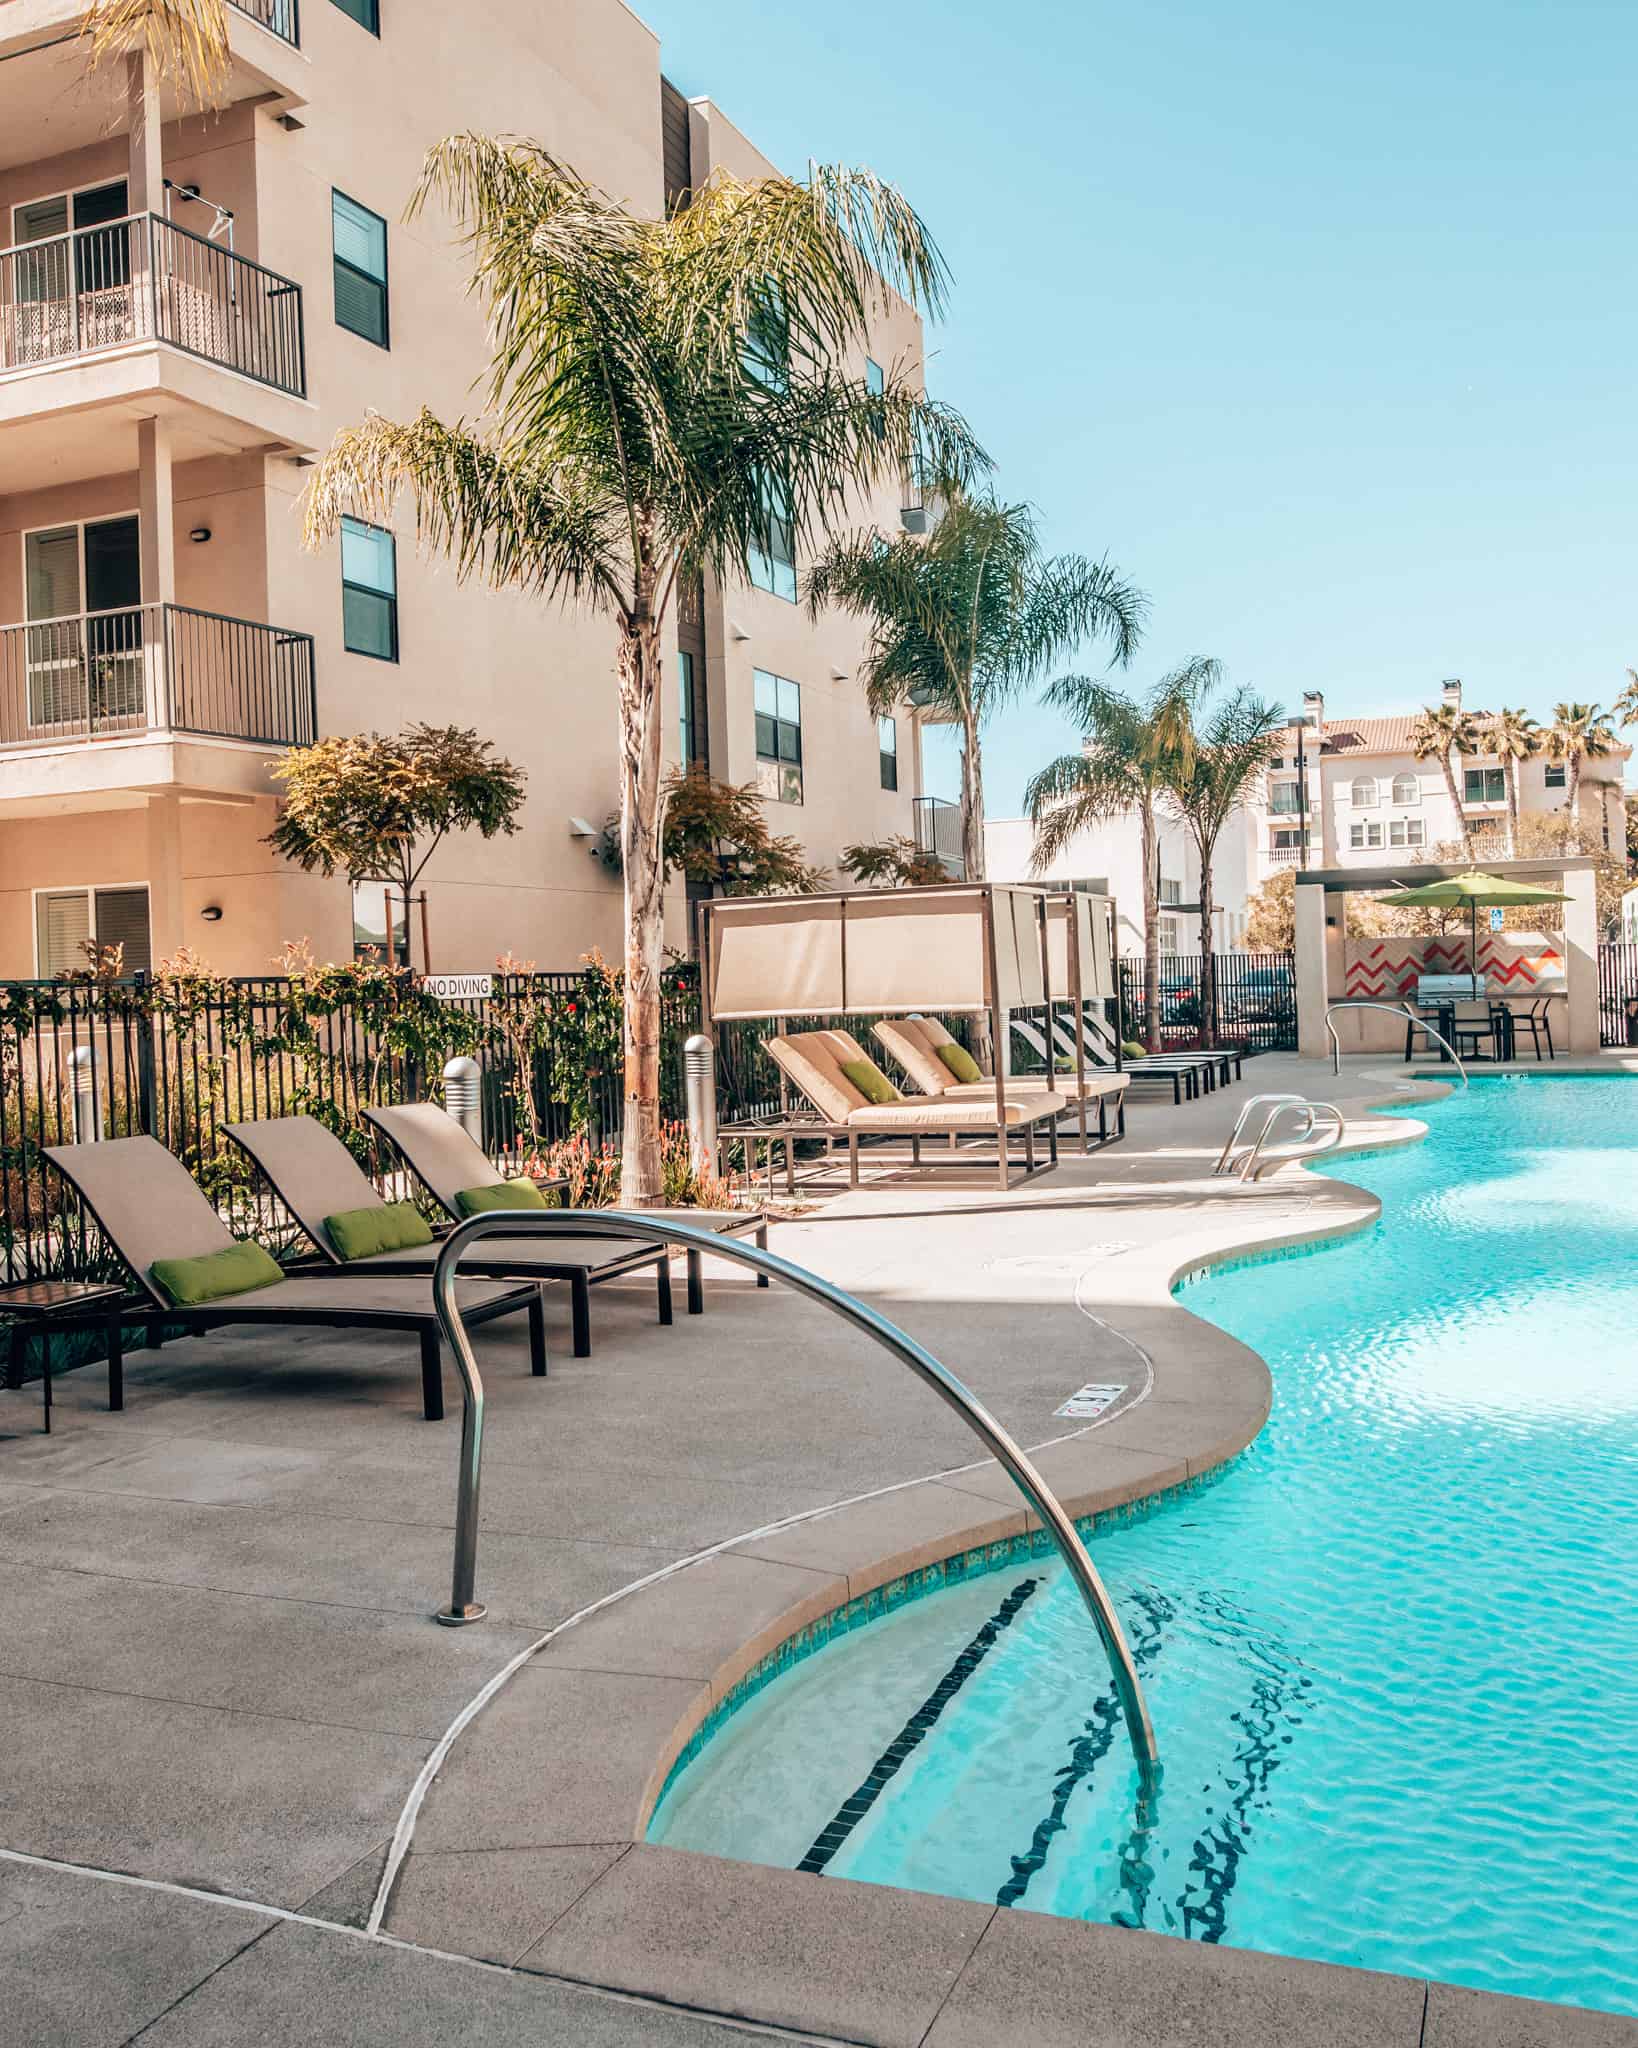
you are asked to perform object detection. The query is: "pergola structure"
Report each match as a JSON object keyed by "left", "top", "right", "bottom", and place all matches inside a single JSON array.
[
  {"left": 700, "top": 881, "right": 1117, "bottom": 1180},
  {"left": 1293, "top": 854, "right": 1602, "bottom": 1058}
]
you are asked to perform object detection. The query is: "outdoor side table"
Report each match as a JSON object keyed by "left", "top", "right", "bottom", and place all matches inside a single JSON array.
[{"left": 0, "top": 1279, "right": 128, "bottom": 1435}]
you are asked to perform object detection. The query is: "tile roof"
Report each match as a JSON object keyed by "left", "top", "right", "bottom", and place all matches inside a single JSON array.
[{"left": 1281, "top": 711, "right": 1630, "bottom": 763}]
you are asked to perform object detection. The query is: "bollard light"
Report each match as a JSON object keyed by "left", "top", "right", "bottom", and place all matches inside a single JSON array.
[
  {"left": 442, "top": 1056, "right": 483, "bottom": 1146},
  {"left": 682, "top": 1032, "right": 717, "bottom": 1182},
  {"left": 69, "top": 1046, "right": 100, "bottom": 1145}
]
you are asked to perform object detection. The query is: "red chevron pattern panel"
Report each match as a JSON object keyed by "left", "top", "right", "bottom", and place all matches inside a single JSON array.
[{"left": 1343, "top": 936, "right": 1562, "bottom": 997}]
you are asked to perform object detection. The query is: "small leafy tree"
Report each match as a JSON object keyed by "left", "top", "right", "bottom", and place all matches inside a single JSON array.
[
  {"left": 1243, "top": 867, "right": 1385, "bottom": 950},
  {"left": 266, "top": 724, "right": 526, "bottom": 971},
  {"left": 840, "top": 836, "right": 950, "bottom": 887},
  {"left": 655, "top": 767, "right": 830, "bottom": 896}
]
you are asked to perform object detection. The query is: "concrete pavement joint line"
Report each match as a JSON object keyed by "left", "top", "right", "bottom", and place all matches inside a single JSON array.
[{"left": 0, "top": 1846, "right": 859, "bottom": 2047}]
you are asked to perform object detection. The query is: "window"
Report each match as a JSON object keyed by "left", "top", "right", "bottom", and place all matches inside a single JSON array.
[
  {"left": 1545, "top": 761, "right": 1566, "bottom": 789},
  {"left": 35, "top": 885, "right": 150, "bottom": 978},
  {"left": 865, "top": 355, "right": 886, "bottom": 439},
  {"left": 1272, "top": 828, "right": 1301, "bottom": 849},
  {"left": 341, "top": 516, "right": 398, "bottom": 660},
  {"left": 1268, "top": 779, "right": 1301, "bottom": 816},
  {"left": 1464, "top": 766, "right": 1505, "bottom": 804},
  {"left": 332, "top": 190, "right": 388, "bottom": 346},
  {"left": 331, "top": 0, "right": 380, "bottom": 29},
  {"left": 1391, "top": 772, "right": 1419, "bottom": 805},
  {"left": 678, "top": 649, "right": 698, "bottom": 765},
  {"left": 25, "top": 514, "right": 142, "bottom": 725},
  {"left": 1350, "top": 775, "right": 1378, "bottom": 808},
  {"left": 878, "top": 714, "right": 898, "bottom": 791},
  {"left": 754, "top": 669, "right": 802, "bottom": 804},
  {"left": 748, "top": 476, "right": 796, "bottom": 601},
  {"left": 352, "top": 881, "right": 408, "bottom": 965},
  {"left": 1389, "top": 818, "right": 1425, "bottom": 848},
  {"left": 744, "top": 282, "right": 787, "bottom": 391},
  {"left": 1349, "top": 821, "right": 1385, "bottom": 850}
]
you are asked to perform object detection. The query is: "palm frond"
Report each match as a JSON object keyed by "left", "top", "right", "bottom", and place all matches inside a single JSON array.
[{"left": 82, "top": 0, "right": 231, "bottom": 108}]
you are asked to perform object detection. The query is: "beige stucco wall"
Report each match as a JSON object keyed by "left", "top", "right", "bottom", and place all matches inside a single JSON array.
[{"left": 0, "top": 6, "right": 930, "bottom": 977}]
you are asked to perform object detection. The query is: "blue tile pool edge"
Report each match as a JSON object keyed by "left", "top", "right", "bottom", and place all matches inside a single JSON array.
[{"left": 645, "top": 1460, "right": 1239, "bottom": 1835}]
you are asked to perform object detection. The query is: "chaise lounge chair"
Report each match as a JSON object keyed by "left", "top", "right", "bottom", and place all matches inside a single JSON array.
[
  {"left": 1008, "top": 1014, "right": 1221, "bottom": 1105},
  {"left": 223, "top": 1113, "right": 679, "bottom": 1360},
  {"left": 763, "top": 1029, "right": 1065, "bottom": 1190},
  {"left": 359, "top": 1103, "right": 770, "bottom": 1327},
  {"left": 42, "top": 1135, "right": 545, "bottom": 1422},
  {"left": 870, "top": 1017, "right": 1127, "bottom": 1147}
]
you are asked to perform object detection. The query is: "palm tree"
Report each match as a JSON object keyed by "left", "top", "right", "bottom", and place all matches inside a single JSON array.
[
  {"left": 1160, "top": 671, "right": 1286, "bottom": 1041},
  {"left": 1490, "top": 708, "right": 1541, "bottom": 857},
  {"left": 1023, "top": 663, "right": 1205, "bottom": 1052},
  {"left": 805, "top": 489, "right": 1144, "bottom": 885},
  {"left": 302, "top": 136, "right": 976, "bottom": 1202},
  {"left": 1409, "top": 701, "right": 1482, "bottom": 857},
  {"left": 1615, "top": 667, "right": 1638, "bottom": 729},
  {"left": 1546, "top": 701, "right": 1619, "bottom": 848}
]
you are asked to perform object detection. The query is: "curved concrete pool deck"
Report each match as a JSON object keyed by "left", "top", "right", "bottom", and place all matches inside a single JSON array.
[{"left": 5, "top": 1052, "right": 1636, "bottom": 2045}]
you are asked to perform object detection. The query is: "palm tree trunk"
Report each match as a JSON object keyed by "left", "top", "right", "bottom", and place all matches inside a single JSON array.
[
  {"left": 1505, "top": 759, "right": 1520, "bottom": 859},
  {"left": 617, "top": 615, "right": 667, "bottom": 1206},
  {"left": 1568, "top": 756, "right": 1583, "bottom": 849},
  {"left": 1439, "top": 751, "right": 1472, "bottom": 857},
  {"left": 1197, "top": 848, "right": 1215, "bottom": 1048},
  {"left": 959, "top": 707, "right": 986, "bottom": 882},
  {"left": 1139, "top": 799, "right": 1161, "bottom": 1054}
]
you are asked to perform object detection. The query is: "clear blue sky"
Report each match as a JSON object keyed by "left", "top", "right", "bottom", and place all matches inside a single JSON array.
[{"left": 639, "top": 0, "right": 1636, "bottom": 815}]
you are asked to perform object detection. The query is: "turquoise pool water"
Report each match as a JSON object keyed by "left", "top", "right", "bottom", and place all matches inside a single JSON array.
[{"left": 650, "top": 1077, "right": 1638, "bottom": 2015}]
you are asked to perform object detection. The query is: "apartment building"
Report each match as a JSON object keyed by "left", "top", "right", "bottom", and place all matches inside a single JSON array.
[
  {"left": 987, "top": 677, "right": 1626, "bottom": 950},
  {"left": 1245, "top": 681, "right": 1628, "bottom": 892},
  {"left": 0, "top": 0, "right": 927, "bottom": 978}
]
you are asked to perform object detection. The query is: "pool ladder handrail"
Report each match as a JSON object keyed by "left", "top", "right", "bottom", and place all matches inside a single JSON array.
[
  {"left": 1214, "top": 1094, "right": 1308, "bottom": 1176},
  {"left": 1323, "top": 1000, "right": 1469, "bottom": 1088},
  {"left": 428, "top": 1208, "right": 1160, "bottom": 1781},
  {"left": 1235, "top": 1099, "right": 1346, "bottom": 1181}
]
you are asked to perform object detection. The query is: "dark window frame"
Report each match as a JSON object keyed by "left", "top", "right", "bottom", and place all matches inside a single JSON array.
[
  {"left": 340, "top": 515, "right": 399, "bottom": 663},
  {"left": 754, "top": 669, "right": 803, "bottom": 805},
  {"left": 878, "top": 713, "right": 898, "bottom": 791},
  {"left": 1544, "top": 761, "right": 1566, "bottom": 789},
  {"left": 332, "top": 187, "right": 389, "bottom": 348},
  {"left": 331, "top": 0, "right": 381, "bottom": 31},
  {"left": 1463, "top": 765, "right": 1505, "bottom": 805}
]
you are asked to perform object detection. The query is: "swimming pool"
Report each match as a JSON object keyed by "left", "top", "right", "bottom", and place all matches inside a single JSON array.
[{"left": 650, "top": 1077, "right": 1638, "bottom": 2016}]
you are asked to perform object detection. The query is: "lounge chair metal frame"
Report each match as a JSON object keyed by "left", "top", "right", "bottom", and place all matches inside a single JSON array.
[{"left": 42, "top": 1135, "right": 546, "bottom": 1422}]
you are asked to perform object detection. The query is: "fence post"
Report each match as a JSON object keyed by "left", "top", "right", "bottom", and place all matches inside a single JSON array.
[{"left": 133, "top": 971, "right": 158, "bottom": 1138}]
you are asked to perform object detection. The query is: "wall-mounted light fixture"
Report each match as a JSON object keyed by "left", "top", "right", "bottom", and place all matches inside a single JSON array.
[
  {"left": 729, "top": 620, "right": 750, "bottom": 642},
  {"left": 829, "top": 666, "right": 848, "bottom": 681},
  {"left": 200, "top": 905, "right": 224, "bottom": 923},
  {"left": 189, "top": 526, "right": 212, "bottom": 544}
]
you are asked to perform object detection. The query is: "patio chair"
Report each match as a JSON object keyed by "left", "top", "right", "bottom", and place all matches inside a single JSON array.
[
  {"left": 871, "top": 1017, "right": 1127, "bottom": 1145},
  {"left": 224, "top": 1113, "right": 675, "bottom": 1360},
  {"left": 358, "top": 1103, "right": 770, "bottom": 1335},
  {"left": 42, "top": 1136, "right": 545, "bottom": 1422},
  {"left": 764, "top": 1030, "right": 1065, "bottom": 1188},
  {"left": 1077, "top": 1009, "right": 1243, "bottom": 1093}
]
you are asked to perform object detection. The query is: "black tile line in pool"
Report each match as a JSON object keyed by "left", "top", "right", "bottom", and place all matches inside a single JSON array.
[{"left": 796, "top": 1575, "right": 1042, "bottom": 1876}]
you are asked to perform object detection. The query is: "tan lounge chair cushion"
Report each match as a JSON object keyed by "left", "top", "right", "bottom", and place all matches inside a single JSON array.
[
  {"left": 877, "top": 1016, "right": 1125, "bottom": 1105},
  {"left": 847, "top": 1095, "right": 1065, "bottom": 1132},
  {"left": 768, "top": 1032, "right": 1061, "bottom": 1129},
  {"left": 874, "top": 1017, "right": 955, "bottom": 1096},
  {"left": 765, "top": 1032, "right": 869, "bottom": 1125}
]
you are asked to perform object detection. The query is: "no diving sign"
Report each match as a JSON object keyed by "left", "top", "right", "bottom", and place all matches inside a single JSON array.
[
  {"left": 424, "top": 974, "right": 493, "bottom": 1001},
  {"left": 1054, "top": 1382, "right": 1125, "bottom": 1420}
]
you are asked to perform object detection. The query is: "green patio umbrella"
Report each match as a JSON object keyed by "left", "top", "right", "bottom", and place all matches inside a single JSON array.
[{"left": 1374, "top": 869, "right": 1571, "bottom": 982}]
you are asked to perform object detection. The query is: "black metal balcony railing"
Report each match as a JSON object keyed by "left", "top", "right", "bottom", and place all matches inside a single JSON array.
[
  {"left": 228, "top": 0, "right": 301, "bottom": 46},
  {"left": 0, "top": 214, "right": 305, "bottom": 397},
  {"left": 0, "top": 603, "right": 316, "bottom": 753},
  {"left": 912, "top": 794, "right": 966, "bottom": 878}
]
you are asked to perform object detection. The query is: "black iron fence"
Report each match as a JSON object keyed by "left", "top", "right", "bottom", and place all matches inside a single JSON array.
[
  {"left": 1598, "top": 943, "right": 1638, "bottom": 1046},
  {"left": 1118, "top": 950, "right": 1297, "bottom": 1053},
  {"left": 0, "top": 970, "right": 713, "bottom": 1287}
]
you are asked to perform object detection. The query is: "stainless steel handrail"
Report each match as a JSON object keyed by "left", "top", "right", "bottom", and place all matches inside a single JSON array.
[
  {"left": 1214, "top": 1093, "right": 1306, "bottom": 1175},
  {"left": 1324, "top": 999, "right": 1470, "bottom": 1087},
  {"left": 1238, "top": 1100, "right": 1345, "bottom": 1181},
  {"left": 430, "top": 1209, "right": 1160, "bottom": 1779}
]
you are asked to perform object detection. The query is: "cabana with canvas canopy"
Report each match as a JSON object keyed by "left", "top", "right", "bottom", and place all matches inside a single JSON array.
[{"left": 700, "top": 882, "right": 1125, "bottom": 1189}]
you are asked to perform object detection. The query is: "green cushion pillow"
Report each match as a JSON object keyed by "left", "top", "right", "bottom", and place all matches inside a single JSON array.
[
  {"left": 1121, "top": 1040, "right": 1147, "bottom": 1060},
  {"left": 152, "top": 1239, "right": 284, "bottom": 1307},
  {"left": 324, "top": 1201, "right": 434, "bottom": 1261},
  {"left": 934, "top": 1040, "right": 983, "bottom": 1084},
  {"left": 839, "top": 1056, "right": 899, "bottom": 1106},
  {"left": 454, "top": 1178, "right": 550, "bottom": 1217}
]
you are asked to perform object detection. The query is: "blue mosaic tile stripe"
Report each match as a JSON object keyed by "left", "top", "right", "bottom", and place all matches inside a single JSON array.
[{"left": 646, "top": 1464, "right": 1233, "bottom": 1830}]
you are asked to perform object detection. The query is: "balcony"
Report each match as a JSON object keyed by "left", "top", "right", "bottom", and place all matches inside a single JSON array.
[
  {"left": 0, "top": 602, "right": 315, "bottom": 809},
  {"left": 912, "top": 794, "right": 965, "bottom": 878},
  {"left": 1267, "top": 846, "right": 1303, "bottom": 865},
  {"left": 229, "top": 0, "right": 300, "bottom": 43},
  {"left": 0, "top": 212, "right": 304, "bottom": 396}
]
